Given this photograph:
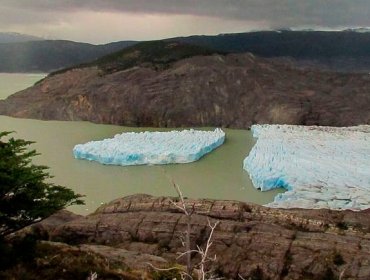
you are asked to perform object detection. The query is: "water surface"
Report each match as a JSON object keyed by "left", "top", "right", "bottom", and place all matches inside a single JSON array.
[
  {"left": 0, "top": 73, "right": 46, "bottom": 99},
  {"left": 0, "top": 73, "right": 283, "bottom": 214}
]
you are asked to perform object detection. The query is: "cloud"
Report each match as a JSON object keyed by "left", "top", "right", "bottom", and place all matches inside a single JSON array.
[
  {"left": 1, "top": 0, "right": 370, "bottom": 27},
  {"left": 0, "top": 0, "right": 370, "bottom": 43}
]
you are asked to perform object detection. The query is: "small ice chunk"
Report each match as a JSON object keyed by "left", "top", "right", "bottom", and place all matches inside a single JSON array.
[{"left": 73, "top": 129, "right": 225, "bottom": 166}]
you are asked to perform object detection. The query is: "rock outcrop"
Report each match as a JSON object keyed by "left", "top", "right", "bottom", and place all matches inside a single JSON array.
[
  {"left": 0, "top": 52, "right": 369, "bottom": 128},
  {"left": 36, "top": 194, "right": 370, "bottom": 279}
]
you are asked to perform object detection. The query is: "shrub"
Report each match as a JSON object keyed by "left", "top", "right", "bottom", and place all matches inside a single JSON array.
[{"left": 0, "top": 131, "right": 84, "bottom": 237}]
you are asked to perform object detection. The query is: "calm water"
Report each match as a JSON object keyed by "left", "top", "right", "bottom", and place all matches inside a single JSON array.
[{"left": 0, "top": 73, "right": 283, "bottom": 214}]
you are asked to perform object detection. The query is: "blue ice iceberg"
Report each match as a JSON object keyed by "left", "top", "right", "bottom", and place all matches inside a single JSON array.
[
  {"left": 244, "top": 124, "right": 370, "bottom": 210},
  {"left": 73, "top": 128, "right": 225, "bottom": 166}
]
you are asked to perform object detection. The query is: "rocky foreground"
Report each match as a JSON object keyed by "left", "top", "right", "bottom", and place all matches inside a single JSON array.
[
  {"left": 26, "top": 194, "right": 370, "bottom": 279},
  {"left": 0, "top": 50, "right": 369, "bottom": 128}
]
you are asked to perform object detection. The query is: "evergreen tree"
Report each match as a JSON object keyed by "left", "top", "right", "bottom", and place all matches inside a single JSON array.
[{"left": 0, "top": 131, "right": 83, "bottom": 236}]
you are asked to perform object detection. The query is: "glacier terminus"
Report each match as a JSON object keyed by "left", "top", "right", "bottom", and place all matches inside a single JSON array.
[{"left": 244, "top": 124, "right": 370, "bottom": 210}]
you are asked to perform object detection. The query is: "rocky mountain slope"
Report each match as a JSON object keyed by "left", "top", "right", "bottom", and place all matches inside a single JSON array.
[
  {"left": 0, "top": 41, "right": 369, "bottom": 128},
  {"left": 27, "top": 194, "right": 370, "bottom": 279}
]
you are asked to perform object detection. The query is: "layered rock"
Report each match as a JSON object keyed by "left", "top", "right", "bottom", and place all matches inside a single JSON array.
[
  {"left": 36, "top": 194, "right": 370, "bottom": 279},
  {"left": 1, "top": 53, "right": 369, "bottom": 128}
]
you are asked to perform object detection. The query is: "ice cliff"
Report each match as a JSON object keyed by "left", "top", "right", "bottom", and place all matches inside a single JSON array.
[
  {"left": 244, "top": 125, "right": 370, "bottom": 210},
  {"left": 73, "top": 129, "right": 225, "bottom": 166}
]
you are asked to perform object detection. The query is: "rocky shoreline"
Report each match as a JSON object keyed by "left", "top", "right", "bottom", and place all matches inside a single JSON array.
[{"left": 24, "top": 194, "right": 370, "bottom": 279}]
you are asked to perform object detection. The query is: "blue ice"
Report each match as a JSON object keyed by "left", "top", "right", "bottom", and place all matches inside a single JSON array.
[
  {"left": 73, "top": 128, "right": 225, "bottom": 166},
  {"left": 244, "top": 124, "right": 370, "bottom": 210}
]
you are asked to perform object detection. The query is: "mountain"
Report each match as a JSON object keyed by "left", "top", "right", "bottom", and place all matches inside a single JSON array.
[
  {"left": 2, "top": 30, "right": 370, "bottom": 73},
  {"left": 0, "top": 40, "right": 138, "bottom": 73},
  {"left": 175, "top": 30, "right": 370, "bottom": 73},
  {"left": 0, "top": 40, "right": 368, "bottom": 128},
  {"left": 0, "top": 32, "right": 44, "bottom": 43},
  {"left": 343, "top": 27, "right": 370, "bottom": 33}
]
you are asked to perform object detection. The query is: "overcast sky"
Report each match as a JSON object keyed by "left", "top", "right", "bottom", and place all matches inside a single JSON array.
[{"left": 1, "top": 0, "right": 370, "bottom": 44}]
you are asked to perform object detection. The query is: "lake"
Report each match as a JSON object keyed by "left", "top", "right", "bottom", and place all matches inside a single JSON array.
[{"left": 0, "top": 73, "right": 283, "bottom": 214}]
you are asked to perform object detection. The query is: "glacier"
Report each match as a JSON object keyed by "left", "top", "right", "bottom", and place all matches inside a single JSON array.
[
  {"left": 244, "top": 124, "right": 370, "bottom": 210},
  {"left": 73, "top": 128, "right": 225, "bottom": 166}
]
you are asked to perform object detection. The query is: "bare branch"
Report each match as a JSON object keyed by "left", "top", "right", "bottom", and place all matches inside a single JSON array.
[
  {"left": 161, "top": 167, "right": 221, "bottom": 280},
  {"left": 172, "top": 181, "right": 190, "bottom": 216},
  {"left": 177, "top": 250, "right": 201, "bottom": 260},
  {"left": 145, "top": 262, "right": 181, "bottom": 272},
  {"left": 339, "top": 267, "right": 347, "bottom": 280}
]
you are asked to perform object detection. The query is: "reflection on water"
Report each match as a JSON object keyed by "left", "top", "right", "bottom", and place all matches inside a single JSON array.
[{"left": 0, "top": 73, "right": 283, "bottom": 214}]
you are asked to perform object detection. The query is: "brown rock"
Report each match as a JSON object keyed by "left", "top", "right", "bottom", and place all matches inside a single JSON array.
[
  {"left": 40, "top": 194, "right": 370, "bottom": 279},
  {"left": 1, "top": 54, "right": 369, "bottom": 128}
]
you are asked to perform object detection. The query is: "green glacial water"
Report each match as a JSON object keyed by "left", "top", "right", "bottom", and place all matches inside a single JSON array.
[{"left": 0, "top": 73, "right": 283, "bottom": 215}]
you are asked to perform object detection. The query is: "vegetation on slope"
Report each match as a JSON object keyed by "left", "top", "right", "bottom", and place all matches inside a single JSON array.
[
  {"left": 178, "top": 30, "right": 370, "bottom": 59},
  {"left": 49, "top": 40, "right": 225, "bottom": 77}
]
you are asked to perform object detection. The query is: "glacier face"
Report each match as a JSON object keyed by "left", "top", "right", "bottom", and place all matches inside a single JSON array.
[
  {"left": 244, "top": 124, "right": 370, "bottom": 210},
  {"left": 73, "top": 128, "right": 225, "bottom": 166}
]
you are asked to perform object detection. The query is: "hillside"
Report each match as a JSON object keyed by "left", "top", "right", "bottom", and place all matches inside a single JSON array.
[
  {"left": 2, "top": 30, "right": 370, "bottom": 73},
  {"left": 50, "top": 40, "right": 224, "bottom": 76},
  {"left": 0, "top": 40, "right": 369, "bottom": 128},
  {"left": 0, "top": 40, "right": 137, "bottom": 73},
  {"left": 0, "top": 32, "right": 43, "bottom": 43},
  {"left": 176, "top": 30, "right": 370, "bottom": 72}
]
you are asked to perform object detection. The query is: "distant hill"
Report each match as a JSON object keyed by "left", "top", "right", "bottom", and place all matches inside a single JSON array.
[
  {"left": 0, "top": 40, "right": 138, "bottom": 73},
  {"left": 0, "top": 32, "right": 44, "bottom": 43},
  {"left": 176, "top": 30, "right": 370, "bottom": 58},
  {"left": 175, "top": 30, "right": 370, "bottom": 72},
  {"left": 2, "top": 30, "right": 370, "bottom": 73}
]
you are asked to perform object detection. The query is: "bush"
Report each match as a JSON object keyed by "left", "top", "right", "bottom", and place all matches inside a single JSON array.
[{"left": 0, "top": 131, "right": 84, "bottom": 237}]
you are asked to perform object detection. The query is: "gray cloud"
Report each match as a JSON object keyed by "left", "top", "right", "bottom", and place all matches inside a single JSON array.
[
  {"left": 1, "top": 0, "right": 370, "bottom": 28},
  {"left": 1, "top": 0, "right": 370, "bottom": 43}
]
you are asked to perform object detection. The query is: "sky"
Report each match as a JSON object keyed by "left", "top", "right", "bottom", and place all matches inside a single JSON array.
[{"left": 1, "top": 0, "right": 370, "bottom": 44}]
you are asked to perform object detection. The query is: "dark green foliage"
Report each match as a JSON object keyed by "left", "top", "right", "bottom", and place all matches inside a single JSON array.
[
  {"left": 94, "top": 40, "right": 224, "bottom": 74},
  {"left": 0, "top": 242, "right": 137, "bottom": 280},
  {"left": 0, "top": 234, "right": 38, "bottom": 270},
  {"left": 336, "top": 222, "right": 349, "bottom": 230},
  {"left": 49, "top": 40, "right": 225, "bottom": 76},
  {"left": 151, "top": 265, "right": 182, "bottom": 280},
  {"left": 333, "top": 253, "right": 345, "bottom": 266},
  {"left": 322, "top": 268, "right": 335, "bottom": 280},
  {"left": 249, "top": 266, "right": 264, "bottom": 280},
  {"left": 0, "top": 131, "right": 84, "bottom": 237}
]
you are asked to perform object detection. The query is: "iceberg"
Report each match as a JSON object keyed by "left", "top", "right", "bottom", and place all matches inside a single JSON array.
[
  {"left": 73, "top": 128, "right": 225, "bottom": 166},
  {"left": 244, "top": 124, "right": 370, "bottom": 210}
]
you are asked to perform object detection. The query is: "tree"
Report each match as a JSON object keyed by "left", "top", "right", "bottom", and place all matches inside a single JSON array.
[{"left": 0, "top": 131, "right": 84, "bottom": 237}]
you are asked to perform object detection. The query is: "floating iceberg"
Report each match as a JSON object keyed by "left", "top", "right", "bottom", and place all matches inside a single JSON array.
[
  {"left": 244, "top": 124, "right": 370, "bottom": 210},
  {"left": 73, "top": 129, "right": 225, "bottom": 166}
]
